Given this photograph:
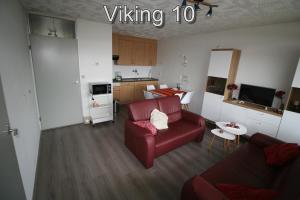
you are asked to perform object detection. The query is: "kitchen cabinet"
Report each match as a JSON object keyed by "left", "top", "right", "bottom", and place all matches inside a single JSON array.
[
  {"left": 118, "top": 36, "right": 134, "bottom": 65},
  {"left": 112, "top": 33, "right": 119, "bottom": 55},
  {"left": 120, "top": 83, "right": 135, "bottom": 103},
  {"left": 113, "top": 34, "right": 157, "bottom": 66},
  {"left": 144, "top": 39, "right": 157, "bottom": 66},
  {"left": 133, "top": 38, "right": 146, "bottom": 66},
  {"left": 114, "top": 81, "right": 158, "bottom": 104},
  {"left": 134, "top": 82, "right": 147, "bottom": 101},
  {"left": 134, "top": 81, "right": 159, "bottom": 101},
  {"left": 113, "top": 86, "right": 120, "bottom": 101}
]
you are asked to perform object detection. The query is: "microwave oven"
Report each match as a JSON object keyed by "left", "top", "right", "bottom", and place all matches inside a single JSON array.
[{"left": 89, "top": 82, "right": 111, "bottom": 95}]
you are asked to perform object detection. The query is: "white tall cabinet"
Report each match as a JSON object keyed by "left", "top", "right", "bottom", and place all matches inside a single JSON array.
[
  {"left": 202, "top": 92, "right": 224, "bottom": 122},
  {"left": 207, "top": 50, "right": 233, "bottom": 78},
  {"left": 292, "top": 58, "right": 300, "bottom": 88},
  {"left": 277, "top": 111, "right": 300, "bottom": 144},
  {"left": 277, "top": 58, "right": 300, "bottom": 144},
  {"left": 201, "top": 49, "right": 241, "bottom": 122}
]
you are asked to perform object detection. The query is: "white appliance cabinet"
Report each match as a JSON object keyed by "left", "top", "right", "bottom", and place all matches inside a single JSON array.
[{"left": 89, "top": 94, "right": 113, "bottom": 124}]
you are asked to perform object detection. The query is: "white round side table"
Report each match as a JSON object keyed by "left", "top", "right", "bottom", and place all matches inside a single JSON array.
[
  {"left": 208, "top": 128, "right": 236, "bottom": 151},
  {"left": 216, "top": 122, "right": 247, "bottom": 145}
]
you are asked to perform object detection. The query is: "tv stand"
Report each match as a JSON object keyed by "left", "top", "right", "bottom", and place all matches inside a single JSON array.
[
  {"left": 224, "top": 100, "right": 282, "bottom": 117},
  {"left": 220, "top": 100, "right": 282, "bottom": 137}
]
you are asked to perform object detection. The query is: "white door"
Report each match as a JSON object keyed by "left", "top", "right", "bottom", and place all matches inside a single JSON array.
[
  {"left": 30, "top": 35, "right": 83, "bottom": 130},
  {"left": 0, "top": 76, "right": 26, "bottom": 200},
  {"left": 201, "top": 92, "right": 224, "bottom": 122}
]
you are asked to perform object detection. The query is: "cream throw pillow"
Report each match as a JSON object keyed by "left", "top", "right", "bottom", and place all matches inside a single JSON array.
[{"left": 150, "top": 109, "right": 168, "bottom": 130}]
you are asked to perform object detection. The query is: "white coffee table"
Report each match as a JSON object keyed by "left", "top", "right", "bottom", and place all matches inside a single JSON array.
[
  {"left": 208, "top": 129, "right": 236, "bottom": 151},
  {"left": 216, "top": 122, "right": 247, "bottom": 145}
]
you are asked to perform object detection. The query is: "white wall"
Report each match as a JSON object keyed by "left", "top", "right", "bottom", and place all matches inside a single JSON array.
[
  {"left": 76, "top": 19, "right": 113, "bottom": 118},
  {"left": 154, "top": 22, "right": 300, "bottom": 114},
  {"left": 0, "top": 0, "right": 41, "bottom": 199},
  {"left": 113, "top": 65, "right": 153, "bottom": 79}
]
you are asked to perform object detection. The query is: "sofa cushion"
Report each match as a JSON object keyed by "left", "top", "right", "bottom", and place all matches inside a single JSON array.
[
  {"left": 201, "top": 143, "right": 278, "bottom": 188},
  {"left": 155, "top": 119, "right": 201, "bottom": 157},
  {"left": 272, "top": 157, "right": 300, "bottom": 200},
  {"left": 150, "top": 109, "right": 168, "bottom": 130},
  {"left": 128, "top": 99, "right": 159, "bottom": 121},
  {"left": 215, "top": 184, "right": 279, "bottom": 200},
  {"left": 157, "top": 96, "right": 182, "bottom": 123},
  {"left": 264, "top": 143, "right": 300, "bottom": 166}
]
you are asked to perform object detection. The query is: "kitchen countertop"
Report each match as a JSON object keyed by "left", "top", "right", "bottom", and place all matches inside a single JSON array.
[{"left": 113, "top": 78, "right": 159, "bottom": 83}]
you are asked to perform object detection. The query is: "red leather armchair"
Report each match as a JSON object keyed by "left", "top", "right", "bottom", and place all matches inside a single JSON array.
[{"left": 125, "top": 96, "right": 206, "bottom": 168}]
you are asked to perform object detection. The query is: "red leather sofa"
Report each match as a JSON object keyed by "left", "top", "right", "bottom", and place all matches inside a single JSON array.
[
  {"left": 125, "top": 96, "right": 206, "bottom": 168},
  {"left": 181, "top": 133, "right": 300, "bottom": 200}
]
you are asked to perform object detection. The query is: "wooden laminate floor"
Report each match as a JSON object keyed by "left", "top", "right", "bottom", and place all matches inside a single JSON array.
[{"left": 34, "top": 107, "right": 234, "bottom": 200}]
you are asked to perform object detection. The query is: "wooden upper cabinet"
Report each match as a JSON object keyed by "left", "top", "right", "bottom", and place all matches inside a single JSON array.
[
  {"left": 118, "top": 36, "right": 134, "bottom": 65},
  {"left": 112, "top": 33, "right": 119, "bottom": 55},
  {"left": 112, "top": 33, "right": 157, "bottom": 66},
  {"left": 133, "top": 38, "right": 145, "bottom": 66},
  {"left": 144, "top": 39, "right": 157, "bottom": 66}
]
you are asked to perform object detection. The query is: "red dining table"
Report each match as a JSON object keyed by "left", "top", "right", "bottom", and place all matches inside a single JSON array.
[{"left": 150, "top": 88, "right": 186, "bottom": 98}]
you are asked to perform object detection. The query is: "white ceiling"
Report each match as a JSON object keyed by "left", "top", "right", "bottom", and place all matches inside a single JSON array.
[{"left": 20, "top": 0, "right": 300, "bottom": 39}]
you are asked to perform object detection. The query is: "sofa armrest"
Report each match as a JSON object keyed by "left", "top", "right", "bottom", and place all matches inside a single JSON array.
[
  {"left": 125, "top": 120, "right": 154, "bottom": 138},
  {"left": 125, "top": 120, "right": 155, "bottom": 168},
  {"left": 181, "top": 176, "right": 227, "bottom": 200},
  {"left": 249, "top": 133, "right": 283, "bottom": 148},
  {"left": 182, "top": 110, "right": 206, "bottom": 128}
]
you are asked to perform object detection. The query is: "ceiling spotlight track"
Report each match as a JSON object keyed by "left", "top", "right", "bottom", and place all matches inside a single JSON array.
[{"left": 181, "top": 0, "right": 218, "bottom": 16}]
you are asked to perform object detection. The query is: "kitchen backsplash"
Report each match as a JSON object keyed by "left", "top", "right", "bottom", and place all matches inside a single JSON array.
[{"left": 113, "top": 65, "right": 153, "bottom": 79}]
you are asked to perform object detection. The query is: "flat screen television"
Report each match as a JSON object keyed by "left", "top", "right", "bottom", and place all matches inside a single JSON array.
[{"left": 238, "top": 84, "right": 276, "bottom": 107}]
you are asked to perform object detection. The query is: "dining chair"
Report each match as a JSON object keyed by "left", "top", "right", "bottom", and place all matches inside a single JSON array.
[
  {"left": 143, "top": 90, "right": 155, "bottom": 99},
  {"left": 147, "top": 85, "right": 156, "bottom": 91},
  {"left": 181, "top": 91, "right": 194, "bottom": 110},
  {"left": 159, "top": 84, "right": 168, "bottom": 89},
  {"left": 175, "top": 93, "right": 183, "bottom": 100}
]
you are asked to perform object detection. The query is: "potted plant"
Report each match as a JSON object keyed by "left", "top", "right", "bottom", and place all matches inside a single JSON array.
[
  {"left": 227, "top": 83, "right": 238, "bottom": 100},
  {"left": 275, "top": 90, "right": 286, "bottom": 110}
]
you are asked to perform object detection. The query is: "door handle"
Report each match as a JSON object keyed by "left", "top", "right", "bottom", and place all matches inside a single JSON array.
[{"left": 1, "top": 128, "right": 18, "bottom": 136}]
